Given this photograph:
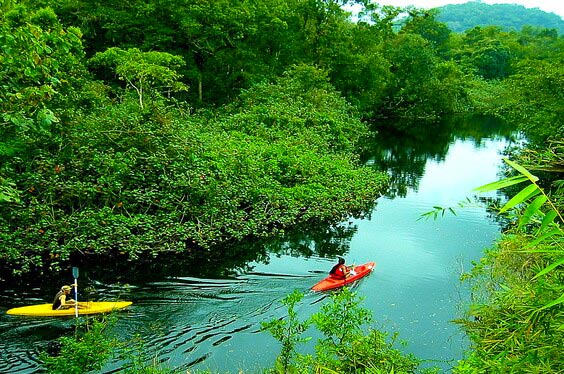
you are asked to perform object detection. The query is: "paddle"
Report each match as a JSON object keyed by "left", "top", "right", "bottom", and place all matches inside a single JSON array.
[{"left": 72, "top": 266, "right": 79, "bottom": 317}]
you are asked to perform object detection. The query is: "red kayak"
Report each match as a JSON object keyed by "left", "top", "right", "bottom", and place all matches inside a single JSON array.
[{"left": 311, "top": 262, "right": 376, "bottom": 291}]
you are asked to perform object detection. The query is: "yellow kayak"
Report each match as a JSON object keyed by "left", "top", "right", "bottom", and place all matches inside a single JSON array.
[{"left": 6, "top": 301, "right": 132, "bottom": 317}]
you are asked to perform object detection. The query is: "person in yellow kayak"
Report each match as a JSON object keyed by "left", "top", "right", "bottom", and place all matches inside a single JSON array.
[
  {"left": 329, "top": 257, "right": 356, "bottom": 279},
  {"left": 52, "top": 284, "right": 79, "bottom": 310}
]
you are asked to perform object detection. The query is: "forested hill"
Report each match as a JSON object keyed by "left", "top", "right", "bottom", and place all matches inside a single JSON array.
[{"left": 436, "top": 2, "right": 564, "bottom": 33}]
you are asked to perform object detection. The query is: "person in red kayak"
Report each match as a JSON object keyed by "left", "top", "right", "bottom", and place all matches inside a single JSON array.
[{"left": 329, "top": 257, "right": 356, "bottom": 279}]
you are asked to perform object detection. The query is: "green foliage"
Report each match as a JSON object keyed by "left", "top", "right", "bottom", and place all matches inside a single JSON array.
[
  {"left": 453, "top": 159, "right": 564, "bottom": 373},
  {"left": 13, "top": 0, "right": 562, "bottom": 122},
  {"left": 261, "top": 290, "right": 311, "bottom": 372},
  {"left": 0, "top": 59, "right": 388, "bottom": 275},
  {"left": 457, "top": 26, "right": 513, "bottom": 80},
  {"left": 463, "top": 77, "right": 513, "bottom": 114},
  {"left": 39, "top": 316, "right": 119, "bottom": 374},
  {"left": 454, "top": 234, "right": 564, "bottom": 373},
  {"left": 312, "top": 288, "right": 372, "bottom": 347},
  {"left": 20, "top": 0, "right": 466, "bottom": 117},
  {"left": 0, "top": 178, "right": 20, "bottom": 203},
  {"left": 327, "top": 22, "right": 391, "bottom": 116},
  {"left": 263, "top": 288, "right": 421, "bottom": 373},
  {"left": 383, "top": 33, "right": 442, "bottom": 117},
  {"left": 0, "top": 4, "right": 88, "bottom": 171},
  {"left": 3, "top": 4, "right": 29, "bottom": 27},
  {"left": 39, "top": 315, "right": 182, "bottom": 374},
  {"left": 445, "top": 25, "right": 564, "bottom": 135},
  {"left": 401, "top": 9, "right": 452, "bottom": 54},
  {"left": 474, "top": 158, "right": 563, "bottom": 300},
  {"left": 224, "top": 64, "right": 371, "bottom": 153},
  {"left": 502, "top": 59, "right": 564, "bottom": 143},
  {"left": 120, "top": 334, "right": 180, "bottom": 374}
]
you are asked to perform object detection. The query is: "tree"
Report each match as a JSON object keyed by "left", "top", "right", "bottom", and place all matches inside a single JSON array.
[
  {"left": 383, "top": 33, "right": 439, "bottom": 116},
  {"left": 458, "top": 26, "right": 513, "bottom": 80},
  {"left": 401, "top": 8, "right": 451, "bottom": 55},
  {"left": 0, "top": 4, "right": 88, "bottom": 228},
  {"left": 89, "top": 48, "right": 188, "bottom": 109},
  {"left": 504, "top": 59, "right": 564, "bottom": 143},
  {"left": 0, "top": 6, "right": 87, "bottom": 152}
]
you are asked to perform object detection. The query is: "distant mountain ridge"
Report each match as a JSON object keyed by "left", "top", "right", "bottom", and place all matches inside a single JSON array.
[{"left": 435, "top": 1, "right": 564, "bottom": 34}]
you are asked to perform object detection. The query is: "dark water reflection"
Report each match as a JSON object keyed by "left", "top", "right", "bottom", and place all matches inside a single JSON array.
[{"left": 0, "top": 115, "right": 516, "bottom": 373}]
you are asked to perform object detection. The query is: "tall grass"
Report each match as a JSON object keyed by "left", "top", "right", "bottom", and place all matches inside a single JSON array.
[{"left": 454, "top": 158, "right": 564, "bottom": 373}]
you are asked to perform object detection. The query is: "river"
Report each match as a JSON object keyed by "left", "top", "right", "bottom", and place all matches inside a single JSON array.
[{"left": 0, "top": 115, "right": 516, "bottom": 373}]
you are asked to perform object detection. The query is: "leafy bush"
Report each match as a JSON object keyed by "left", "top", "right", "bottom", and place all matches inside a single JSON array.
[
  {"left": 40, "top": 316, "right": 119, "bottom": 374},
  {"left": 263, "top": 288, "right": 422, "bottom": 373},
  {"left": 1, "top": 64, "right": 388, "bottom": 276}
]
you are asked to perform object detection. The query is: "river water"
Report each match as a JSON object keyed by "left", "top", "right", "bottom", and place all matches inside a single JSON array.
[{"left": 0, "top": 115, "right": 516, "bottom": 373}]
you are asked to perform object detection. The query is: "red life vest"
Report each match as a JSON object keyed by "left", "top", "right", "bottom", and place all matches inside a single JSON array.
[{"left": 329, "top": 264, "right": 347, "bottom": 279}]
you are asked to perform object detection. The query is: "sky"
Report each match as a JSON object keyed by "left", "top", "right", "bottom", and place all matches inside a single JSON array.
[{"left": 371, "top": 0, "right": 564, "bottom": 19}]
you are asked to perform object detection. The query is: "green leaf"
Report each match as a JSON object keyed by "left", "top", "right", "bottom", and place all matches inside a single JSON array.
[
  {"left": 538, "top": 209, "right": 558, "bottom": 234},
  {"left": 518, "top": 195, "right": 547, "bottom": 229},
  {"left": 37, "top": 109, "right": 59, "bottom": 126},
  {"left": 473, "top": 175, "right": 528, "bottom": 193},
  {"left": 499, "top": 184, "right": 540, "bottom": 213},
  {"left": 504, "top": 158, "right": 539, "bottom": 183},
  {"left": 417, "top": 210, "right": 437, "bottom": 221},
  {"left": 533, "top": 257, "right": 564, "bottom": 279},
  {"left": 520, "top": 249, "right": 563, "bottom": 254},
  {"left": 418, "top": 206, "right": 457, "bottom": 221},
  {"left": 0, "top": 183, "right": 21, "bottom": 203},
  {"left": 540, "top": 292, "right": 564, "bottom": 310},
  {"left": 524, "top": 228, "right": 562, "bottom": 248}
]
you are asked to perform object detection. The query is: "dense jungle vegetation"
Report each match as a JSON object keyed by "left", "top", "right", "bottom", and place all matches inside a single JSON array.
[{"left": 1, "top": 0, "right": 563, "bottom": 372}]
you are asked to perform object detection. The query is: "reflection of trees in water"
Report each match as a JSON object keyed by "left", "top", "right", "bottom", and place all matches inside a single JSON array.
[
  {"left": 362, "top": 114, "right": 516, "bottom": 198},
  {"left": 477, "top": 196, "right": 513, "bottom": 229},
  {"left": 1, "top": 206, "right": 375, "bottom": 295},
  {"left": 260, "top": 221, "right": 359, "bottom": 259},
  {"left": 31, "top": 220, "right": 364, "bottom": 287},
  {"left": 194, "top": 220, "right": 362, "bottom": 276}
]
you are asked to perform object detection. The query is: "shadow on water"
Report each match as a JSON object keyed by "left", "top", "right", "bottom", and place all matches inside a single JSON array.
[
  {"left": 0, "top": 218, "right": 364, "bottom": 312},
  {"left": 89, "top": 219, "right": 361, "bottom": 282}
]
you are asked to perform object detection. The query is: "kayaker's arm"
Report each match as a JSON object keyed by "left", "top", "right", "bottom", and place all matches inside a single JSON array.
[
  {"left": 61, "top": 296, "right": 88, "bottom": 309},
  {"left": 61, "top": 294, "right": 76, "bottom": 307}
]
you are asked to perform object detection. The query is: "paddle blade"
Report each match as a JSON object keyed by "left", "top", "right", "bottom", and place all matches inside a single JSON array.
[{"left": 72, "top": 267, "right": 79, "bottom": 279}]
